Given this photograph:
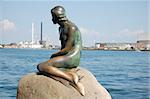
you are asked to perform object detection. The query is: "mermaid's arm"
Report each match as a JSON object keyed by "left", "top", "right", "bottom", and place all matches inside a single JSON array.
[{"left": 51, "top": 27, "right": 75, "bottom": 58}]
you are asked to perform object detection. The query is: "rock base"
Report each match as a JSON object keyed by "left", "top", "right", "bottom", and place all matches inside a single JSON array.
[{"left": 17, "top": 67, "right": 111, "bottom": 99}]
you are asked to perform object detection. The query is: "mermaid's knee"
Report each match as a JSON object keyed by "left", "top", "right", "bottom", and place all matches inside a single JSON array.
[
  {"left": 37, "top": 62, "right": 47, "bottom": 72},
  {"left": 37, "top": 61, "right": 54, "bottom": 72},
  {"left": 37, "top": 63, "right": 42, "bottom": 72}
]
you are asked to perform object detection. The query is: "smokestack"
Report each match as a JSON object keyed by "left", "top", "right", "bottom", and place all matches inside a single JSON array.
[
  {"left": 32, "top": 22, "right": 34, "bottom": 45},
  {"left": 40, "top": 22, "right": 43, "bottom": 44}
]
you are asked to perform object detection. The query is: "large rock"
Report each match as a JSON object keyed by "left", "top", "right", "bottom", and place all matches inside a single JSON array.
[{"left": 17, "top": 67, "right": 111, "bottom": 99}]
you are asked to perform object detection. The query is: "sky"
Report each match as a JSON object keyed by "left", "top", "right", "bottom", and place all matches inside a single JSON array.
[{"left": 0, "top": 0, "right": 149, "bottom": 47}]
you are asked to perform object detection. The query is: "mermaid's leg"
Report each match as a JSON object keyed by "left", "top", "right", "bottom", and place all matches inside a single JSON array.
[
  {"left": 37, "top": 56, "right": 78, "bottom": 84},
  {"left": 37, "top": 56, "right": 85, "bottom": 96}
]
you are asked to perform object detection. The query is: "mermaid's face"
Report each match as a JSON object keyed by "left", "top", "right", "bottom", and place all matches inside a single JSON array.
[{"left": 51, "top": 13, "right": 58, "bottom": 24}]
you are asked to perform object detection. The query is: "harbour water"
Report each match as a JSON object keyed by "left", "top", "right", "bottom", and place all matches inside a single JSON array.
[{"left": 0, "top": 48, "right": 149, "bottom": 99}]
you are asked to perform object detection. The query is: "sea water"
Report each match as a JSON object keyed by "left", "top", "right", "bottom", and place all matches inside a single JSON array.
[{"left": 0, "top": 48, "right": 149, "bottom": 99}]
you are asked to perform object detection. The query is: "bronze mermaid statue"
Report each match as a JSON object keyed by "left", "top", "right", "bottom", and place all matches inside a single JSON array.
[{"left": 37, "top": 6, "right": 85, "bottom": 96}]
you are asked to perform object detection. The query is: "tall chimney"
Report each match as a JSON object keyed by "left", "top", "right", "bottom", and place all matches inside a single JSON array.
[
  {"left": 32, "top": 22, "right": 34, "bottom": 45},
  {"left": 40, "top": 22, "right": 43, "bottom": 44}
]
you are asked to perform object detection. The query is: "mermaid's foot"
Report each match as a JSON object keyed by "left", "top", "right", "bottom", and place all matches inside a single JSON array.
[
  {"left": 69, "top": 72, "right": 79, "bottom": 84},
  {"left": 75, "top": 82, "right": 85, "bottom": 96}
]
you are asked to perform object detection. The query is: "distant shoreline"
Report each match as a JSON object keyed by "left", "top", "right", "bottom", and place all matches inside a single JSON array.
[
  {"left": 83, "top": 49, "right": 150, "bottom": 51},
  {"left": 1, "top": 47, "right": 150, "bottom": 51}
]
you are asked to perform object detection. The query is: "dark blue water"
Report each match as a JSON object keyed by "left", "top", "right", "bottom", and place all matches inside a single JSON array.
[{"left": 0, "top": 48, "right": 149, "bottom": 99}]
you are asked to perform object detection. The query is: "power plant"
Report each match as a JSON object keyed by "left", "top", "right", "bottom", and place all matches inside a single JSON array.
[
  {"left": 12, "top": 22, "right": 52, "bottom": 49},
  {"left": 30, "top": 22, "right": 44, "bottom": 48}
]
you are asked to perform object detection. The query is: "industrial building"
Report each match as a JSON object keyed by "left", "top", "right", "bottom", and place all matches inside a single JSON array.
[{"left": 95, "top": 40, "right": 150, "bottom": 51}]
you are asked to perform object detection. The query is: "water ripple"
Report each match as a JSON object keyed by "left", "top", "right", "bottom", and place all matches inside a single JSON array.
[{"left": 0, "top": 49, "right": 149, "bottom": 99}]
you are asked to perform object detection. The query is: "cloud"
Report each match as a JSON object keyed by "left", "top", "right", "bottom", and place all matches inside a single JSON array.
[
  {"left": 0, "top": 19, "right": 16, "bottom": 32},
  {"left": 115, "top": 29, "right": 149, "bottom": 41},
  {"left": 79, "top": 27, "right": 100, "bottom": 46},
  {"left": 79, "top": 27, "right": 149, "bottom": 46}
]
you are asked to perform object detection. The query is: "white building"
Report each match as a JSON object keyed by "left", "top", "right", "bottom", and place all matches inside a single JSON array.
[
  {"left": 95, "top": 43, "right": 133, "bottom": 50},
  {"left": 18, "top": 41, "right": 43, "bottom": 49}
]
